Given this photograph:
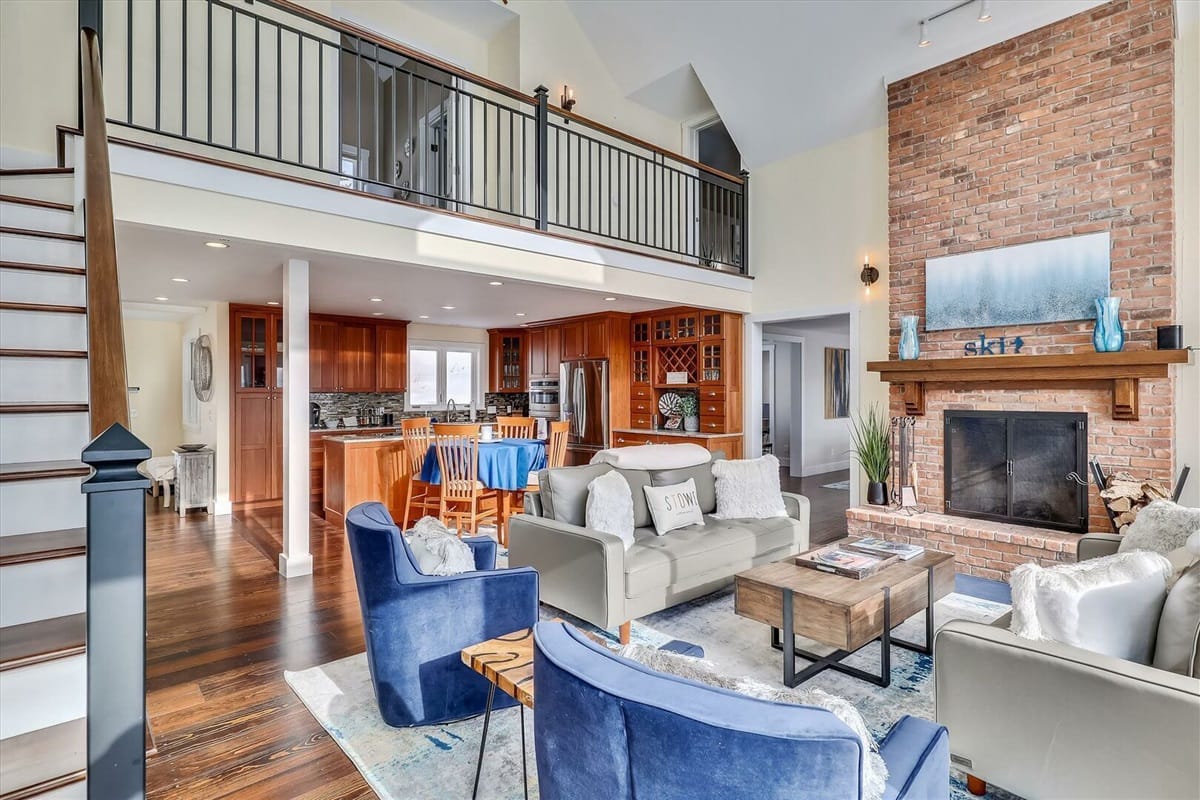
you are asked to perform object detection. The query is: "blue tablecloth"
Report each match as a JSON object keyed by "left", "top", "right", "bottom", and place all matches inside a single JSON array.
[{"left": 419, "top": 438, "right": 547, "bottom": 491}]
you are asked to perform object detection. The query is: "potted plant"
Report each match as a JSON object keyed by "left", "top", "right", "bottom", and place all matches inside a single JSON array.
[
  {"left": 681, "top": 393, "right": 700, "bottom": 432},
  {"left": 848, "top": 403, "right": 891, "bottom": 505}
]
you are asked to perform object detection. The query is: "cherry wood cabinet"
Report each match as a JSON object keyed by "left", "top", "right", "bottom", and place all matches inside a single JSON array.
[
  {"left": 488, "top": 330, "right": 526, "bottom": 393},
  {"left": 309, "top": 318, "right": 340, "bottom": 391},
  {"left": 338, "top": 322, "right": 377, "bottom": 392},
  {"left": 560, "top": 320, "right": 585, "bottom": 360},
  {"left": 526, "top": 325, "right": 563, "bottom": 380},
  {"left": 375, "top": 323, "right": 409, "bottom": 392}
]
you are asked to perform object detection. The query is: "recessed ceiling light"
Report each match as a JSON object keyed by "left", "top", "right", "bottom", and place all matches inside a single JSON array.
[
  {"left": 515, "top": 312, "right": 527, "bottom": 317},
  {"left": 266, "top": 301, "right": 280, "bottom": 306},
  {"left": 369, "top": 297, "right": 383, "bottom": 302},
  {"left": 171, "top": 277, "right": 189, "bottom": 283},
  {"left": 441, "top": 305, "right": 456, "bottom": 310},
  {"left": 204, "top": 240, "right": 229, "bottom": 249},
  {"left": 419, "top": 315, "right": 430, "bottom": 319},
  {"left": 372, "top": 311, "right": 383, "bottom": 316},
  {"left": 604, "top": 297, "right": 616, "bottom": 301},
  {"left": 154, "top": 296, "right": 169, "bottom": 301}
]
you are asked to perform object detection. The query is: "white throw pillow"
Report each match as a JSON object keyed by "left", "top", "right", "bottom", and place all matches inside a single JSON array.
[
  {"left": 1119, "top": 500, "right": 1200, "bottom": 557},
  {"left": 1010, "top": 551, "right": 1173, "bottom": 663},
  {"left": 586, "top": 471, "right": 636, "bottom": 551},
  {"left": 643, "top": 479, "right": 704, "bottom": 535},
  {"left": 407, "top": 516, "right": 476, "bottom": 576},
  {"left": 618, "top": 643, "right": 887, "bottom": 800},
  {"left": 711, "top": 454, "right": 787, "bottom": 520}
]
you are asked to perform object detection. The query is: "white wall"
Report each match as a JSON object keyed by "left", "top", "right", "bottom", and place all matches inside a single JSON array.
[
  {"left": 747, "top": 126, "right": 888, "bottom": 498},
  {"left": 179, "top": 302, "right": 232, "bottom": 514},
  {"left": 0, "top": 0, "right": 76, "bottom": 165},
  {"left": 123, "top": 318, "right": 185, "bottom": 457}
]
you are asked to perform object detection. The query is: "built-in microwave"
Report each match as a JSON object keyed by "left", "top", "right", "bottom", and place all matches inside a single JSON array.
[{"left": 528, "top": 378, "right": 560, "bottom": 418}]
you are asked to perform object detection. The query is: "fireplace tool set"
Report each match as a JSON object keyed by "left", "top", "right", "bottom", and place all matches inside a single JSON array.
[{"left": 890, "top": 416, "right": 926, "bottom": 514}]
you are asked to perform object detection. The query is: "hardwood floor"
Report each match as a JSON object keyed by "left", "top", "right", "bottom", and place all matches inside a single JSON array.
[
  {"left": 780, "top": 468, "right": 851, "bottom": 546},
  {"left": 144, "top": 500, "right": 373, "bottom": 799}
]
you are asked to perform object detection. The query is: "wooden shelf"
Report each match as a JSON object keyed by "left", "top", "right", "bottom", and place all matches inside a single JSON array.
[{"left": 867, "top": 350, "right": 1191, "bottom": 421}]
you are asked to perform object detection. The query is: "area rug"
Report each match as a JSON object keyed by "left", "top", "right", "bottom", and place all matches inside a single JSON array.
[
  {"left": 287, "top": 585, "right": 1021, "bottom": 799},
  {"left": 822, "top": 479, "right": 851, "bottom": 490}
]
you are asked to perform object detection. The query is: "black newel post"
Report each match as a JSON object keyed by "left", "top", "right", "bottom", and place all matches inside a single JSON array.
[
  {"left": 82, "top": 423, "right": 150, "bottom": 800},
  {"left": 534, "top": 85, "right": 549, "bottom": 231},
  {"left": 739, "top": 169, "right": 750, "bottom": 275}
]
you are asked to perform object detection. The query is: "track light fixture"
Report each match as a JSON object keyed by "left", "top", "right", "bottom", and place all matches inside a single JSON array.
[{"left": 917, "top": 0, "right": 993, "bottom": 48}]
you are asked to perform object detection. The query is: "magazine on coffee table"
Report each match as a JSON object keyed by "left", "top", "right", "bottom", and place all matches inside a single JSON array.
[
  {"left": 845, "top": 537, "right": 926, "bottom": 561},
  {"left": 795, "top": 545, "right": 898, "bottom": 579}
]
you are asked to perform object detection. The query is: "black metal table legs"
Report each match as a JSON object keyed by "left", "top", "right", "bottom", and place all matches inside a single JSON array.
[
  {"left": 772, "top": 565, "right": 936, "bottom": 688},
  {"left": 471, "top": 688, "right": 530, "bottom": 800}
]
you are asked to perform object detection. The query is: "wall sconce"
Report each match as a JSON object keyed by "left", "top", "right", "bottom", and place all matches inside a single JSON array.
[
  {"left": 561, "top": 85, "right": 576, "bottom": 113},
  {"left": 860, "top": 258, "right": 879, "bottom": 297}
]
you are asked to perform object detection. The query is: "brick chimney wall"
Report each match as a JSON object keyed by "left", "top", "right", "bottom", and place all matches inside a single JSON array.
[{"left": 885, "top": 0, "right": 1176, "bottom": 531}]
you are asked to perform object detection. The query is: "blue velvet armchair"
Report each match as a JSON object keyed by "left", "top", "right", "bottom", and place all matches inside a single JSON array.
[
  {"left": 533, "top": 622, "right": 949, "bottom": 800},
  {"left": 344, "top": 502, "right": 539, "bottom": 727}
]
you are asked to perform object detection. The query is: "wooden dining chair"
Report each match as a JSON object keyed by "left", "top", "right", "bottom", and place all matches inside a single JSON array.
[
  {"left": 495, "top": 415, "right": 536, "bottom": 439},
  {"left": 433, "top": 423, "right": 498, "bottom": 537},
  {"left": 526, "top": 419, "right": 571, "bottom": 492},
  {"left": 400, "top": 417, "right": 441, "bottom": 529}
]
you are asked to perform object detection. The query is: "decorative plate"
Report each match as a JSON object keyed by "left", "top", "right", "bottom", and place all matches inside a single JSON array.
[
  {"left": 658, "top": 392, "right": 682, "bottom": 417},
  {"left": 191, "top": 334, "right": 214, "bottom": 402}
]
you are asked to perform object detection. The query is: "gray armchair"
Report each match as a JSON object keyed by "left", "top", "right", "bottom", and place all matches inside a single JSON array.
[{"left": 934, "top": 533, "right": 1200, "bottom": 799}]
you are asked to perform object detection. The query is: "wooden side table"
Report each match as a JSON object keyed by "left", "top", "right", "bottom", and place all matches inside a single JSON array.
[
  {"left": 735, "top": 545, "right": 955, "bottom": 688},
  {"left": 172, "top": 447, "right": 215, "bottom": 516}
]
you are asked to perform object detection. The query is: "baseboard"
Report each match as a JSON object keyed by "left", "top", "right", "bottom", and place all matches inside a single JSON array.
[
  {"left": 801, "top": 459, "right": 851, "bottom": 478},
  {"left": 214, "top": 499, "right": 233, "bottom": 516}
]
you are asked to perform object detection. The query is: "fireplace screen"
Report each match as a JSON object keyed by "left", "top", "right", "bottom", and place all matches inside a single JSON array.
[{"left": 944, "top": 411, "right": 1088, "bottom": 533}]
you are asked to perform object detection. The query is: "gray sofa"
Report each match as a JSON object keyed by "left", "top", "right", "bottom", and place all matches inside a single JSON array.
[
  {"left": 507, "top": 459, "right": 810, "bottom": 643},
  {"left": 935, "top": 533, "right": 1200, "bottom": 799}
]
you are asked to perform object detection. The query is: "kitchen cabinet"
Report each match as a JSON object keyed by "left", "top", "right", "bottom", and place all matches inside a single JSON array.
[
  {"left": 338, "top": 322, "right": 377, "bottom": 392},
  {"left": 526, "top": 325, "right": 563, "bottom": 380},
  {"left": 488, "top": 330, "right": 525, "bottom": 392},
  {"left": 232, "top": 306, "right": 284, "bottom": 505},
  {"left": 310, "top": 318, "right": 340, "bottom": 391},
  {"left": 561, "top": 320, "right": 585, "bottom": 360},
  {"left": 375, "top": 322, "right": 409, "bottom": 392},
  {"left": 583, "top": 316, "right": 609, "bottom": 358}
]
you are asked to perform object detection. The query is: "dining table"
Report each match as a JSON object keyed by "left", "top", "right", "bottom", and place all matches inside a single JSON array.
[{"left": 419, "top": 437, "right": 548, "bottom": 541}]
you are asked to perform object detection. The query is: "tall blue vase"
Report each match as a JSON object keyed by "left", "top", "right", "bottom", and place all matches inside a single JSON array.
[
  {"left": 1092, "top": 297, "right": 1124, "bottom": 353},
  {"left": 899, "top": 315, "right": 920, "bottom": 360}
]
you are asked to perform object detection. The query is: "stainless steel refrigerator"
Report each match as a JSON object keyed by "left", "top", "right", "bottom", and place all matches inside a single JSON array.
[{"left": 560, "top": 359, "right": 609, "bottom": 462}]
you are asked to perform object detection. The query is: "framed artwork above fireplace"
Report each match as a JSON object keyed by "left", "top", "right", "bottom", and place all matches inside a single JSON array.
[{"left": 925, "top": 232, "right": 1111, "bottom": 331}]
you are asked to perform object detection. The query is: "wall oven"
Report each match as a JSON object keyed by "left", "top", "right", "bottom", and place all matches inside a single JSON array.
[{"left": 528, "top": 379, "right": 560, "bottom": 418}]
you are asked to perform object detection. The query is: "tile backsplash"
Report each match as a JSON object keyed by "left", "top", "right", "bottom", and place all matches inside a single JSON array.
[{"left": 310, "top": 392, "right": 529, "bottom": 427}]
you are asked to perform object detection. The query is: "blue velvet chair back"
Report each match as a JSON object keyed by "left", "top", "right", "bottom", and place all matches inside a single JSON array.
[
  {"left": 532, "top": 622, "right": 869, "bottom": 800},
  {"left": 345, "top": 502, "right": 539, "bottom": 727}
]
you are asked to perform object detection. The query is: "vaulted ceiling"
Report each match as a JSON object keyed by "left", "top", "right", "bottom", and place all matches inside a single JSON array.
[{"left": 564, "top": 0, "right": 1107, "bottom": 168}]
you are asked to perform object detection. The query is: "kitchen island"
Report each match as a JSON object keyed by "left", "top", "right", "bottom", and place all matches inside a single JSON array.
[{"left": 322, "top": 433, "right": 408, "bottom": 528}]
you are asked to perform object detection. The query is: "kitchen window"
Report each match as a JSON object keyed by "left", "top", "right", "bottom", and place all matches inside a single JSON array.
[{"left": 405, "top": 340, "right": 483, "bottom": 411}]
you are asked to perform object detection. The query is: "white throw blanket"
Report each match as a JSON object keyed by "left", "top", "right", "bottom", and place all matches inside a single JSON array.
[
  {"left": 590, "top": 444, "right": 711, "bottom": 470},
  {"left": 407, "top": 517, "right": 476, "bottom": 576}
]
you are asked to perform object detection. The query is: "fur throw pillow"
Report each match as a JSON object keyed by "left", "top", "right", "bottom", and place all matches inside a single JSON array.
[
  {"left": 1119, "top": 500, "right": 1200, "bottom": 559},
  {"left": 586, "top": 471, "right": 636, "bottom": 550},
  {"left": 1010, "top": 551, "right": 1173, "bottom": 663},
  {"left": 711, "top": 455, "right": 788, "bottom": 520},
  {"left": 407, "top": 516, "right": 476, "bottom": 576},
  {"left": 619, "top": 643, "right": 887, "bottom": 800}
]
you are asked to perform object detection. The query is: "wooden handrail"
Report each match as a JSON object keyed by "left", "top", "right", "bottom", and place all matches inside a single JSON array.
[{"left": 80, "top": 27, "right": 130, "bottom": 437}]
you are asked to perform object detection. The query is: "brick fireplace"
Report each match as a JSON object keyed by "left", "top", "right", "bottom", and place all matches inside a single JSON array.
[{"left": 847, "top": 0, "right": 1180, "bottom": 579}]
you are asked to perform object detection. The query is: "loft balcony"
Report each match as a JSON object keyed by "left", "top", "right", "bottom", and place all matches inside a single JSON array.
[{"left": 85, "top": 0, "right": 749, "bottom": 277}]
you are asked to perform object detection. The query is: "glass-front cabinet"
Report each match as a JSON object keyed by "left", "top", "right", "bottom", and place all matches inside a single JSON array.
[{"left": 236, "top": 308, "right": 282, "bottom": 391}]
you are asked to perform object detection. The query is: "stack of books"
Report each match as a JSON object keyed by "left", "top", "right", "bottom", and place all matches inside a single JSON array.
[
  {"left": 795, "top": 545, "right": 897, "bottom": 579},
  {"left": 846, "top": 537, "right": 925, "bottom": 561}
]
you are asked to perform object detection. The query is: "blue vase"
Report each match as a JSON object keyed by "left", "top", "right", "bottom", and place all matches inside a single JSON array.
[
  {"left": 899, "top": 315, "right": 920, "bottom": 360},
  {"left": 1092, "top": 297, "right": 1124, "bottom": 353}
]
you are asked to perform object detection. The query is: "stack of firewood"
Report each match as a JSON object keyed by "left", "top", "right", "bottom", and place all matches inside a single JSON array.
[{"left": 1099, "top": 471, "right": 1171, "bottom": 532}]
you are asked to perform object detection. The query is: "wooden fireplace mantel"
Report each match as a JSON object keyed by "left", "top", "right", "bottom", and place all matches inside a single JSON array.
[{"left": 866, "top": 350, "right": 1191, "bottom": 421}]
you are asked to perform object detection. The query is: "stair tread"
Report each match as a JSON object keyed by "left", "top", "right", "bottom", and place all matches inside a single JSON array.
[
  {"left": 0, "top": 261, "right": 85, "bottom": 276},
  {"left": 0, "top": 719, "right": 85, "bottom": 800},
  {"left": 0, "top": 403, "right": 89, "bottom": 414},
  {"left": 0, "top": 350, "right": 87, "bottom": 359},
  {"left": 0, "top": 614, "right": 86, "bottom": 672},
  {"left": 0, "top": 302, "right": 86, "bottom": 314},
  {"left": 0, "top": 461, "right": 89, "bottom": 482},
  {"left": 0, "top": 528, "right": 86, "bottom": 567},
  {"left": 0, "top": 168, "right": 74, "bottom": 176},
  {"left": 0, "top": 227, "right": 84, "bottom": 243},
  {"left": 0, "top": 195, "right": 74, "bottom": 213}
]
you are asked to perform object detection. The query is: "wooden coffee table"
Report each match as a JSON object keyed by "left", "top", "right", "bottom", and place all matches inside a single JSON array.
[{"left": 734, "top": 543, "right": 955, "bottom": 688}]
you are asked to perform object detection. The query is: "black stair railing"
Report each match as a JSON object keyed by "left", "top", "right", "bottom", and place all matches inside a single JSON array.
[{"left": 89, "top": 0, "right": 749, "bottom": 274}]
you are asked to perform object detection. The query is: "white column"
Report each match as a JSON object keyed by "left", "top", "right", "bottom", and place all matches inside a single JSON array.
[{"left": 279, "top": 258, "right": 313, "bottom": 578}]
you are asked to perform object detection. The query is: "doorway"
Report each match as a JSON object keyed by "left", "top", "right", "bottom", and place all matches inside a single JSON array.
[{"left": 689, "top": 116, "right": 743, "bottom": 269}]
